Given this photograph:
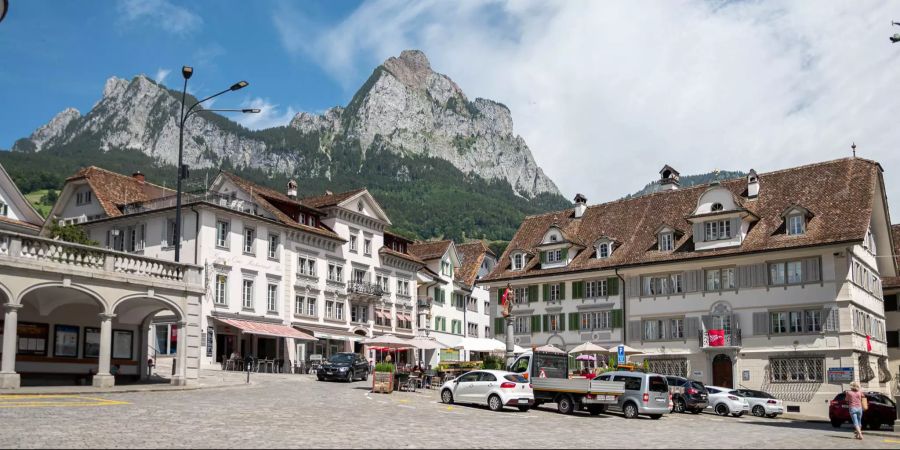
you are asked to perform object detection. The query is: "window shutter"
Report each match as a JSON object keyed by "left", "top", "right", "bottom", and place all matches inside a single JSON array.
[
  {"left": 528, "top": 285, "right": 538, "bottom": 303},
  {"left": 561, "top": 247, "right": 568, "bottom": 261},
  {"left": 542, "top": 284, "right": 549, "bottom": 302},
  {"left": 542, "top": 315, "right": 549, "bottom": 333},
  {"left": 627, "top": 320, "right": 642, "bottom": 344},
  {"left": 608, "top": 277, "right": 619, "bottom": 296},
  {"left": 802, "top": 257, "right": 821, "bottom": 283},
  {"left": 693, "top": 222, "right": 705, "bottom": 243},
  {"left": 559, "top": 314, "right": 566, "bottom": 331},
  {"left": 885, "top": 294, "right": 898, "bottom": 312},
  {"left": 610, "top": 309, "right": 623, "bottom": 328},
  {"left": 572, "top": 281, "right": 583, "bottom": 299},
  {"left": 627, "top": 277, "right": 641, "bottom": 298},
  {"left": 683, "top": 270, "right": 699, "bottom": 293},
  {"left": 540, "top": 251, "right": 546, "bottom": 264},
  {"left": 752, "top": 312, "right": 769, "bottom": 336},
  {"left": 737, "top": 265, "right": 752, "bottom": 289},
  {"left": 729, "top": 217, "right": 740, "bottom": 238},
  {"left": 531, "top": 315, "right": 541, "bottom": 334},
  {"left": 560, "top": 283, "right": 566, "bottom": 300},
  {"left": 824, "top": 306, "right": 840, "bottom": 332},
  {"left": 700, "top": 315, "right": 712, "bottom": 331},
  {"left": 569, "top": 313, "right": 580, "bottom": 331},
  {"left": 685, "top": 317, "right": 700, "bottom": 338},
  {"left": 494, "top": 318, "right": 505, "bottom": 335},
  {"left": 751, "top": 263, "right": 768, "bottom": 287}
]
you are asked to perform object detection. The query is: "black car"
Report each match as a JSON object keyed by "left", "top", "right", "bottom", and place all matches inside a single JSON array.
[
  {"left": 316, "top": 353, "right": 369, "bottom": 382},
  {"left": 665, "top": 376, "right": 708, "bottom": 414}
]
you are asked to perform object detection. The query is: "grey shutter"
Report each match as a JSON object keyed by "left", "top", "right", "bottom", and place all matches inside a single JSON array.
[
  {"left": 700, "top": 315, "right": 712, "bottom": 332},
  {"left": 803, "top": 257, "right": 821, "bottom": 283},
  {"left": 684, "top": 270, "right": 701, "bottom": 293},
  {"left": 729, "top": 217, "right": 740, "bottom": 239},
  {"left": 693, "top": 222, "right": 705, "bottom": 243},
  {"left": 750, "top": 263, "right": 768, "bottom": 287},
  {"left": 628, "top": 320, "right": 642, "bottom": 344},
  {"left": 627, "top": 277, "right": 642, "bottom": 298},
  {"left": 737, "top": 265, "right": 753, "bottom": 289},
  {"left": 685, "top": 317, "right": 701, "bottom": 338},
  {"left": 753, "top": 312, "right": 769, "bottom": 336},
  {"left": 824, "top": 306, "right": 840, "bottom": 332}
]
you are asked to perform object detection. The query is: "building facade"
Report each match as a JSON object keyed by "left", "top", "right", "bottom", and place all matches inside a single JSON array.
[
  {"left": 883, "top": 224, "right": 900, "bottom": 397},
  {"left": 482, "top": 158, "right": 897, "bottom": 418}
]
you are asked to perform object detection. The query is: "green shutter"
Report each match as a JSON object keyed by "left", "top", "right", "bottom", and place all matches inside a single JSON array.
[
  {"left": 528, "top": 285, "right": 538, "bottom": 303},
  {"left": 610, "top": 309, "right": 623, "bottom": 328},
  {"left": 560, "top": 283, "right": 567, "bottom": 300},
  {"left": 542, "top": 315, "right": 549, "bottom": 333},
  {"left": 531, "top": 315, "right": 540, "bottom": 334},
  {"left": 573, "top": 281, "right": 583, "bottom": 299},
  {"left": 569, "top": 312, "right": 580, "bottom": 331},
  {"left": 494, "top": 318, "right": 505, "bottom": 334},
  {"left": 608, "top": 277, "right": 619, "bottom": 296},
  {"left": 541, "top": 251, "right": 546, "bottom": 264},
  {"left": 561, "top": 248, "right": 568, "bottom": 260},
  {"left": 559, "top": 314, "right": 566, "bottom": 331},
  {"left": 542, "top": 284, "right": 549, "bottom": 301}
]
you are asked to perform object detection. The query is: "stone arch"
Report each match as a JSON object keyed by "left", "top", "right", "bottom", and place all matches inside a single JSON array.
[
  {"left": 110, "top": 293, "right": 185, "bottom": 322},
  {"left": 709, "top": 301, "right": 733, "bottom": 316},
  {"left": 349, "top": 326, "right": 369, "bottom": 338},
  {"left": 16, "top": 281, "right": 109, "bottom": 314},
  {"left": 545, "top": 334, "right": 566, "bottom": 348},
  {"left": 0, "top": 280, "right": 12, "bottom": 304}
]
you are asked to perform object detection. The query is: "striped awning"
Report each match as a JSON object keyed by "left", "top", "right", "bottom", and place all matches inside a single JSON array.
[{"left": 216, "top": 318, "right": 317, "bottom": 341}]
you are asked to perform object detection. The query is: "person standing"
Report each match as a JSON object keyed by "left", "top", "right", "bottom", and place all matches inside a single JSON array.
[{"left": 845, "top": 382, "right": 866, "bottom": 440}]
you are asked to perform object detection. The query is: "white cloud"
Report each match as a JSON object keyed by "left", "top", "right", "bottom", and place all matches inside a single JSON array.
[
  {"left": 234, "top": 97, "right": 296, "bottom": 130},
  {"left": 274, "top": 0, "right": 900, "bottom": 215},
  {"left": 154, "top": 68, "right": 171, "bottom": 85},
  {"left": 117, "top": 0, "right": 202, "bottom": 35}
]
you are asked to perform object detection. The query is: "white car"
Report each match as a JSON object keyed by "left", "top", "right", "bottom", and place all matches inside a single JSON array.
[
  {"left": 705, "top": 385, "right": 750, "bottom": 417},
  {"left": 440, "top": 370, "right": 534, "bottom": 412},
  {"left": 731, "top": 389, "right": 784, "bottom": 418}
]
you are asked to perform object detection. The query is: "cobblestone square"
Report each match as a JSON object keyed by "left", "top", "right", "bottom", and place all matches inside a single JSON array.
[{"left": 0, "top": 372, "right": 897, "bottom": 449}]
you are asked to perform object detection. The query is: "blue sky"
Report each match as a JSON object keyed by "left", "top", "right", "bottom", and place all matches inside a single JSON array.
[{"left": 2, "top": 1, "right": 900, "bottom": 215}]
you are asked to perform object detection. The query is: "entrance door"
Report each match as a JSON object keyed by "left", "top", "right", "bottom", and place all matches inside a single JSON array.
[
  {"left": 215, "top": 334, "right": 236, "bottom": 362},
  {"left": 712, "top": 354, "right": 733, "bottom": 388}
]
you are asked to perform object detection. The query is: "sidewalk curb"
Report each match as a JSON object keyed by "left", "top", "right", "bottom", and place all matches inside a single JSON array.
[{"left": 0, "top": 381, "right": 258, "bottom": 396}]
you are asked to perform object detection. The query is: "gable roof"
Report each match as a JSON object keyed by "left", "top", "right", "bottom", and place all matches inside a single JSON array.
[
  {"left": 486, "top": 157, "right": 882, "bottom": 282},
  {"left": 455, "top": 241, "right": 494, "bottom": 286},
  {"left": 302, "top": 188, "right": 368, "bottom": 209},
  {"left": 408, "top": 240, "right": 453, "bottom": 261},
  {"left": 0, "top": 162, "right": 43, "bottom": 232},
  {"left": 66, "top": 166, "right": 174, "bottom": 218}
]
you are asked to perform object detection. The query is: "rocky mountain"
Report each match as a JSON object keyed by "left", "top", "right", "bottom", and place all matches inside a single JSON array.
[
  {"left": 13, "top": 50, "right": 559, "bottom": 199},
  {"left": 623, "top": 170, "right": 747, "bottom": 199},
  {"left": 3, "top": 50, "right": 569, "bottom": 241}
]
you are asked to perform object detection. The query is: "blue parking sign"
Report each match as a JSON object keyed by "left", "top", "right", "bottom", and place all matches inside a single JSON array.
[{"left": 617, "top": 345, "right": 625, "bottom": 365}]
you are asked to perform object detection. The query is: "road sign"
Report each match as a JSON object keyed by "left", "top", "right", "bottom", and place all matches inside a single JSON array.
[
  {"left": 617, "top": 345, "right": 625, "bottom": 365},
  {"left": 827, "top": 367, "right": 854, "bottom": 383}
]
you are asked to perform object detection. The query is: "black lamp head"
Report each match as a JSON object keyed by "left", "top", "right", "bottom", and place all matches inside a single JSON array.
[
  {"left": 891, "top": 33, "right": 900, "bottom": 44},
  {"left": 182, "top": 66, "right": 194, "bottom": 80},
  {"left": 230, "top": 81, "right": 249, "bottom": 91},
  {"left": 242, "top": 109, "right": 261, "bottom": 113}
]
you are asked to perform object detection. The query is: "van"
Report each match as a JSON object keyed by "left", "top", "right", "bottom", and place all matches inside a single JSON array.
[{"left": 596, "top": 371, "right": 671, "bottom": 419}]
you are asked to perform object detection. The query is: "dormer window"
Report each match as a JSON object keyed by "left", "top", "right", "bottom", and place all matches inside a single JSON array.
[
  {"left": 704, "top": 220, "right": 732, "bottom": 240},
  {"left": 711, "top": 202, "right": 724, "bottom": 212},
  {"left": 550, "top": 235, "right": 558, "bottom": 243},
  {"left": 513, "top": 253, "right": 524, "bottom": 270},
  {"left": 597, "top": 243, "right": 610, "bottom": 259},
  {"left": 546, "top": 249, "right": 562, "bottom": 263},
  {"left": 658, "top": 232, "right": 674, "bottom": 252},
  {"left": 787, "top": 214, "right": 806, "bottom": 236}
]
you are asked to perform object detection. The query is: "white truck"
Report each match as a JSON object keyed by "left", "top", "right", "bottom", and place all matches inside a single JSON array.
[{"left": 508, "top": 350, "right": 625, "bottom": 415}]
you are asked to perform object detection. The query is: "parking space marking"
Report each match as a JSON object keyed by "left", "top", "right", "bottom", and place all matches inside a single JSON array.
[{"left": 0, "top": 394, "right": 128, "bottom": 409}]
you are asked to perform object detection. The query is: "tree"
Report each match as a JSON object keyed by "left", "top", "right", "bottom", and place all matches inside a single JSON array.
[{"left": 47, "top": 223, "right": 98, "bottom": 246}]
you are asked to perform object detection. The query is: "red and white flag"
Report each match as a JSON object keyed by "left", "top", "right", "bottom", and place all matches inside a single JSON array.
[
  {"left": 866, "top": 335, "right": 872, "bottom": 352},
  {"left": 500, "top": 286, "right": 511, "bottom": 308}
]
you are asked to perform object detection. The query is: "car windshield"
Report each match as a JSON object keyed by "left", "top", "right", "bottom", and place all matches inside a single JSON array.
[
  {"left": 690, "top": 382, "right": 705, "bottom": 391},
  {"left": 504, "top": 374, "right": 528, "bottom": 383},
  {"left": 648, "top": 376, "right": 668, "bottom": 393},
  {"left": 328, "top": 354, "right": 354, "bottom": 364}
]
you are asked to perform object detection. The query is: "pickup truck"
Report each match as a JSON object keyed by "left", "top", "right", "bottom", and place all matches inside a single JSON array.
[{"left": 507, "top": 351, "right": 625, "bottom": 415}]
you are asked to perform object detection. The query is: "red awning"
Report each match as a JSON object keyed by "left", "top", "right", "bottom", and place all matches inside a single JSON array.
[
  {"left": 376, "top": 310, "right": 388, "bottom": 320},
  {"left": 216, "top": 318, "right": 317, "bottom": 341},
  {"left": 400, "top": 313, "right": 411, "bottom": 322}
]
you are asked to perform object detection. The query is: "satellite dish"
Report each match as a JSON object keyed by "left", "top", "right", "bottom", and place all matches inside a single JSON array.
[{"left": 0, "top": 0, "right": 8, "bottom": 24}]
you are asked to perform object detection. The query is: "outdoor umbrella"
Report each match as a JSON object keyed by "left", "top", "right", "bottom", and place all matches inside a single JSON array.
[
  {"left": 534, "top": 344, "right": 566, "bottom": 354},
  {"left": 575, "top": 354, "right": 596, "bottom": 361},
  {"left": 569, "top": 342, "right": 608, "bottom": 355},
  {"left": 608, "top": 345, "right": 644, "bottom": 356},
  {"left": 363, "top": 334, "right": 412, "bottom": 365}
]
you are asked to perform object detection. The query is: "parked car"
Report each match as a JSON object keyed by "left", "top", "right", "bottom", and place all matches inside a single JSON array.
[
  {"left": 595, "top": 371, "right": 671, "bottom": 419},
  {"left": 316, "top": 352, "right": 369, "bottom": 382},
  {"left": 440, "top": 370, "right": 534, "bottom": 412},
  {"left": 665, "top": 376, "right": 708, "bottom": 414},
  {"left": 829, "top": 391, "right": 897, "bottom": 430},
  {"left": 731, "top": 388, "right": 783, "bottom": 418},
  {"left": 705, "top": 386, "right": 750, "bottom": 417}
]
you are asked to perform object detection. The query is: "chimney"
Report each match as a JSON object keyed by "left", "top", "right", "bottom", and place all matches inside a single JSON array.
[
  {"left": 659, "top": 165, "right": 680, "bottom": 191},
  {"left": 573, "top": 193, "right": 587, "bottom": 218},
  {"left": 286, "top": 179, "right": 298, "bottom": 199},
  {"left": 132, "top": 171, "right": 145, "bottom": 183},
  {"left": 747, "top": 169, "right": 759, "bottom": 198}
]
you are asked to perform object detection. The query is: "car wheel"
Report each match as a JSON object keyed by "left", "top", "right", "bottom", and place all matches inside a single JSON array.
[
  {"left": 361, "top": 370, "right": 368, "bottom": 381},
  {"left": 752, "top": 405, "right": 766, "bottom": 417},
  {"left": 673, "top": 398, "right": 686, "bottom": 414},
  {"left": 488, "top": 395, "right": 503, "bottom": 412},
  {"left": 557, "top": 395, "right": 576, "bottom": 415},
  {"left": 623, "top": 402, "right": 639, "bottom": 419},
  {"left": 715, "top": 403, "right": 730, "bottom": 416},
  {"left": 518, "top": 406, "right": 530, "bottom": 413},
  {"left": 441, "top": 389, "right": 454, "bottom": 404},
  {"left": 830, "top": 419, "right": 842, "bottom": 428}
]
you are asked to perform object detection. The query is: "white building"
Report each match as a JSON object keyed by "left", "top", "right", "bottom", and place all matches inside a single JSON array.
[
  {"left": 0, "top": 163, "right": 44, "bottom": 235},
  {"left": 49, "top": 167, "right": 424, "bottom": 371},
  {"left": 482, "top": 158, "right": 897, "bottom": 418}
]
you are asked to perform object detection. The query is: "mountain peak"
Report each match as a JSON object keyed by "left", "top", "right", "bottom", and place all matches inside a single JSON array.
[
  {"left": 382, "top": 49, "right": 433, "bottom": 89},
  {"left": 103, "top": 76, "right": 130, "bottom": 99}
]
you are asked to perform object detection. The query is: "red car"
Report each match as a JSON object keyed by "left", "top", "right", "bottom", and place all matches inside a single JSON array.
[{"left": 829, "top": 391, "right": 896, "bottom": 430}]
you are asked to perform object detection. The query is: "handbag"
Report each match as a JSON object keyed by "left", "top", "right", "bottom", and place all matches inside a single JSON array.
[{"left": 861, "top": 396, "right": 869, "bottom": 411}]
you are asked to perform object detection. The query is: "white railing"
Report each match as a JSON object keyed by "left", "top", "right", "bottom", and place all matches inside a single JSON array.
[{"left": 1, "top": 230, "right": 202, "bottom": 285}]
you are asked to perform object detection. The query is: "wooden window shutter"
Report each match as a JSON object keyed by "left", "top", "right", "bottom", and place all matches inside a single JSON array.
[
  {"left": 560, "top": 283, "right": 566, "bottom": 300},
  {"left": 683, "top": 270, "right": 698, "bottom": 293},
  {"left": 572, "top": 281, "right": 583, "bottom": 299},
  {"left": 540, "top": 251, "right": 546, "bottom": 264},
  {"left": 610, "top": 309, "right": 623, "bottom": 328},
  {"left": 608, "top": 277, "right": 619, "bottom": 296},
  {"left": 737, "top": 265, "right": 753, "bottom": 289},
  {"left": 730, "top": 217, "right": 741, "bottom": 238},
  {"left": 542, "top": 284, "right": 549, "bottom": 302},
  {"left": 752, "top": 312, "right": 769, "bottom": 336},
  {"left": 559, "top": 314, "right": 566, "bottom": 331},
  {"left": 494, "top": 318, "right": 505, "bottom": 335},
  {"left": 528, "top": 285, "right": 538, "bottom": 303},
  {"left": 750, "top": 263, "right": 768, "bottom": 287},
  {"left": 802, "top": 257, "right": 821, "bottom": 283},
  {"left": 700, "top": 315, "right": 713, "bottom": 331},
  {"left": 824, "top": 306, "right": 839, "bottom": 332},
  {"left": 542, "top": 315, "right": 549, "bottom": 333},
  {"left": 627, "top": 320, "right": 642, "bottom": 343},
  {"left": 627, "top": 277, "right": 641, "bottom": 298},
  {"left": 561, "top": 247, "right": 568, "bottom": 260},
  {"left": 693, "top": 222, "right": 705, "bottom": 243},
  {"left": 685, "top": 317, "right": 700, "bottom": 338},
  {"left": 530, "top": 315, "right": 541, "bottom": 334},
  {"left": 569, "top": 312, "right": 580, "bottom": 331}
]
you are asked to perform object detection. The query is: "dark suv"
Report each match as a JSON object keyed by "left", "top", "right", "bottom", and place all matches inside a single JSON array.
[
  {"left": 316, "top": 353, "right": 369, "bottom": 382},
  {"left": 665, "top": 376, "right": 708, "bottom": 414},
  {"left": 829, "top": 391, "right": 896, "bottom": 431}
]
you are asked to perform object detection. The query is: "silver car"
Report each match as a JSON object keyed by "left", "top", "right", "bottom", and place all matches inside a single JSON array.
[
  {"left": 706, "top": 385, "right": 750, "bottom": 417},
  {"left": 732, "top": 389, "right": 783, "bottom": 418},
  {"left": 596, "top": 371, "right": 671, "bottom": 419}
]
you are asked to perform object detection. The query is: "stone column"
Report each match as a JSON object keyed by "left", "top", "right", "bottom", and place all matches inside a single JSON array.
[
  {"left": 0, "top": 303, "right": 23, "bottom": 389},
  {"left": 171, "top": 321, "right": 187, "bottom": 386},
  {"left": 93, "top": 313, "right": 116, "bottom": 388}
]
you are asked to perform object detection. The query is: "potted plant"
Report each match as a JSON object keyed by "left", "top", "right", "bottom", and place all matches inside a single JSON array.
[{"left": 372, "top": 362, "right": 395, "bottom": 394}]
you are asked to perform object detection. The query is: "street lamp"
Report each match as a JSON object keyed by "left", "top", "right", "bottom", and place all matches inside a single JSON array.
[
  {"left": 173, "top": 67, "right": 256, "bottom": 262},
  {"left": 891, "top": 22, "right": 900, "bottom": 43}
]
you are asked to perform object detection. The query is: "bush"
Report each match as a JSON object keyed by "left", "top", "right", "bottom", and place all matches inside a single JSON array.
[
  {"left": 482, "top": 354, "right": 505, "bottom": 370},
  {"left": 374, "top": 363, "right": 395, "bottom": 373}
]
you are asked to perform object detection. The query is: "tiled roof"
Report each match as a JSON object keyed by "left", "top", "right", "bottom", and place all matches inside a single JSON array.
[
  {"left": 0, "top": 215, "right": 41, "bottom": 232},
  {"left": 69, "top": 166, "right": 174, "bottom": 217},
  {"left": 885, "top": 224, "right": 900, "bottom": 289},
  {"left": 379, "top": 247, "right": 427, "bottom": 266},
  {"left": 485, "top": 158, "right": 882, "bottom": 282},
  {"left": 408, "top": 240, "right": 453, "bottom": 261},
  {"left": 455, "top": 241, "right": 492, "bottom": 286},
  {"left": 301, "top": 188, "right": 367, "bottom": 208}
]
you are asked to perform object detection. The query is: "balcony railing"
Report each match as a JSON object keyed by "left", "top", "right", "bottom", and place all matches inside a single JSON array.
[
  {"left": 699, "top": 329, "right": 742, "bottom": 348},
  {"left": 346, "top": 281, "right": 385, "bottom": 297},
  {"left": 417, "top": 297, "right": 433, "bottom": 310},
  {"left": 120, "top": 191, "right": 263, "bottom": 217}
]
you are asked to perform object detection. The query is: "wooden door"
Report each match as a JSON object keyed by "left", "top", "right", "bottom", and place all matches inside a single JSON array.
[{"left": 712, "top": 354, "right": 733, "bottom": 388}]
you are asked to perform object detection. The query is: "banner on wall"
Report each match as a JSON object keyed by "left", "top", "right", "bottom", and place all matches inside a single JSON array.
[{"left": 707, "top": 329, "right": 725, "bottom": 347}]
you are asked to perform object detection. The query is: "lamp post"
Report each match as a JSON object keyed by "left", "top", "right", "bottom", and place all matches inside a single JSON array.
[
  {"left": 892, "top": 22, "right": 900, "bottom": 43},
  {"left": 502, "top": 283, "right": 516, "bottom": 367},
  {"left": 173, "top": 66, "right": 255, "bottom": 262}
]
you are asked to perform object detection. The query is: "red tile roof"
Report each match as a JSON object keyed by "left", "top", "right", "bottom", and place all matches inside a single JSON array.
[
  {"left": 301, "top": 188, "right": 367, "bottom": 208},
  {"left": 485, "top": 158, "right": 882, "bottom": 282},
  {"left": 408, "top": 240, "right": 453, "bottom": 261},
  {"left": 455, "top": 241, "right": 493, "bottom": 286},
  {"left": 68, "top": 166, "right": 174, "bottom": 217}
]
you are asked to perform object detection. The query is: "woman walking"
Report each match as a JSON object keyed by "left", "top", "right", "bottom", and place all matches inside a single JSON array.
[{"left": 845, "top": 382, "right": 866, "bottom": 440}]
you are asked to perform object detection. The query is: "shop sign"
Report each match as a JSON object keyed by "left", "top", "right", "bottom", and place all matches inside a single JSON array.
[{"left": 827, "top": 367, "right": 854, "bottom": 383}]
